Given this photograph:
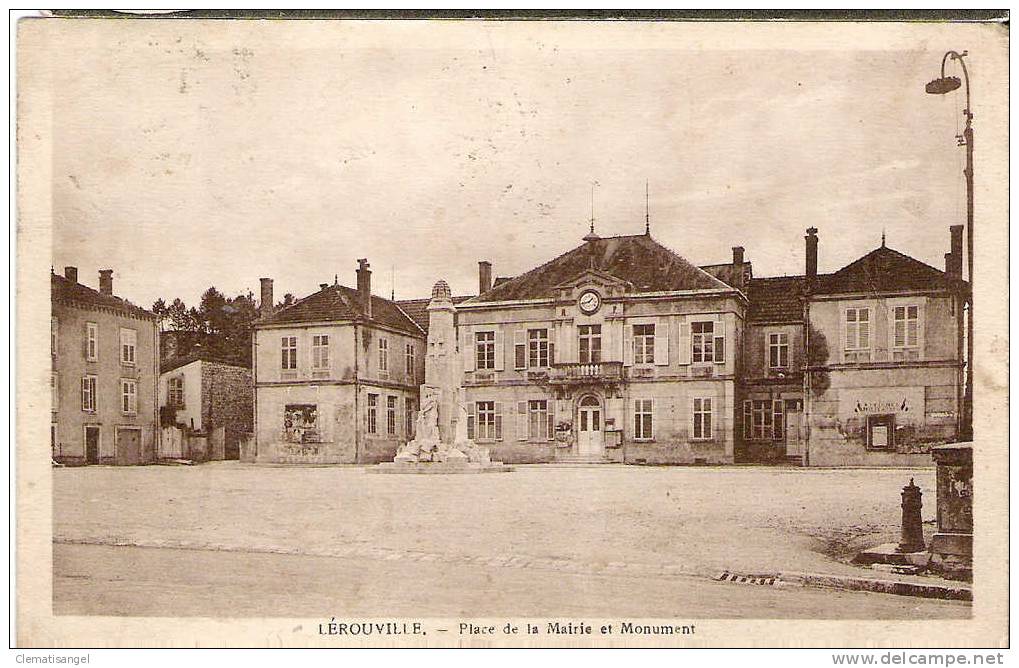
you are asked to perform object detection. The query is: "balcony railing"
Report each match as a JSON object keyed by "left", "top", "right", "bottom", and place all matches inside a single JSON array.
[{"left": 549, "top": 361, "right": 624, "bottom": 384}]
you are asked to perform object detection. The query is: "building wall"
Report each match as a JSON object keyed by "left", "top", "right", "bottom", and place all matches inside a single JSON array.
[
  {"left": 201, "top": 361, "right": 253, "bottom": 433},
  {"left": 158, "top": 360, "right": 203, "bottom": 431},
  {"left": 455, "top": 283, "right": 743, "bottom": 464},
  {"left": 253, "top": 322, "right": 423, "bottom": 464},
  {"left": 745, "top": 322, "right": 804, "bottom": 379},
  {"left": 52, "top": 304, "right": 158, "bottom": 465},
  {"left": 805, "top": 292, "right": 962, "bottom": 466},
  {"left": 255, "top": 384, "right": 356, "bottom": 463}
]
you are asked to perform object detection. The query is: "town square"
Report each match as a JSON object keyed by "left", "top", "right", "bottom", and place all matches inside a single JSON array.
[
  {"left": 53, "top": 463, "right": 969, "bottom": 618},
  {"left": 17, "top": 13, "right": 1009, "bottom": 651}
]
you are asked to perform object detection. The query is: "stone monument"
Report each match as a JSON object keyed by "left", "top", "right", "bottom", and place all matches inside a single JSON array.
[{"left": 370, "top": 280, "right": 511, "bottom": 474}]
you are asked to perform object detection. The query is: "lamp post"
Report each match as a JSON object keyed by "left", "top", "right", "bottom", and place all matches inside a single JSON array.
[{"left": 926, "top": 50, "right": 973, "bottom": 441}]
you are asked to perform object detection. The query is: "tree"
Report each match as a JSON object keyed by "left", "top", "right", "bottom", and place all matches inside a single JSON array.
[{"left": 151, "top": 287, "right": 261, "bottom": 367}]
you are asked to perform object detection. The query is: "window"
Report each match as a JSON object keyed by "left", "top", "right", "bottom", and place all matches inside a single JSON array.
[
  {"left": 378, "top": 338, "right": 389, "bottom": 376},
  {"left": 81, "top": 375, "right": 97, "bottom": 412},
  {"left": 405, "top": 343, "right": 415, "bottom": 379},
  {"left": 387, "top": 396, "right": 397, "bottom": 436},
  {"left": 845, "top": 307, "right": 871, "bottom": 350},
  {"left": 119, "top": 328, "right": 136, "bottom": 365},
  {"left": 578, "top": 325, "right": 602, "bottom": 363},
  {"left": 51, "top": 317, "right": 58, "bottom": 357},
  {"left": 634, "top": 398, "right": 653, "bottom": 440},
  {"left": 367, "top": 393, "right": 378, "bottom": 434},
  {"left": 768, "top": 332, "right": 789, "bottom": 370},
  {"left": 692, "top": 321, "right": 714, "bottom": 363},
  {"left": 51, "top": 372, "right": 59, "bottom": 411},
  {"left": 528, "top": 329, "right": 549, "bottom": 368},
  {"left": 514, "top": 331, "right": 527, "bottom": 369},
  {"left": 476, "top": 331, "right": 496, "bottom": 370},
  {"left": 527, "top": 399, "right": 552, "bottom": 441},
  {"left": 167, "top": 376, "right": 185, "bottom": 408},
  {"left": 893, "top": 305, "right": 919, "bottom": 348},
  {"left": 121, "top": 378, "right": 137, "bottom": 415},
  {"left": 633, "top": 324, "right": 655, "bottom": 365},
  {"left": 312, "top": 335, "right": 330, "bottom": 374},
  {"left": 742, "top": 399, "right": 786, "bottom": 440},
  {"left": 283, "top": 404, "right": 320, "bottom": 443},
  {"left": 85, "top": 322, "right": 98, "bottom": 362},
  {"left": 692, "top": 397, "right": 712, "bottom": 440},
  {"left": 281, "top": 336, "right": 297, "bottom": 370},
  {"left": 477, "top": 401, "right": 497, "bottom": 440}
]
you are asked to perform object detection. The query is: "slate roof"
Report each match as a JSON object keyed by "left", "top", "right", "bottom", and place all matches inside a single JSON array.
[
  {"left": 51, "top": 272, "right": 156, "bottom": 320},
  {"left": 747, "top": 276, "right": 808, "bottom": 323},
  {"left": 700, "top": 261, "right": 753, "bottom": 291},
  {"left": 467, "top": 234, "right": 732, "bottom": 303},
  {"left": 815, "top": 245, "right": 952, "bottom": 295},
  {"left": 746, "top": 245, "right": 957, "bottom": 323},
  {"left": 396, "top": 295, "right": 474, "bottom": 334},
  {"left": 258, "top": 284, "right": 424, "bottom": 337}
]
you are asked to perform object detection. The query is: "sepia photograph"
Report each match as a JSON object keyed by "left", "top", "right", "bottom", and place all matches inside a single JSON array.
[{"left": 13, "top": 10, "right": 1010, "bottom": 651}]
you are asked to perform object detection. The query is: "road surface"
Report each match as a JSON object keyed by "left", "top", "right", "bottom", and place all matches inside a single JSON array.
[{"left": 54, "top": 543, "right": 969, "bottom": 619}]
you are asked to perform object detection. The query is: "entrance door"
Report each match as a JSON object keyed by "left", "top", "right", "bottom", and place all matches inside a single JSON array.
[
  {"left": 84, "top": 426, "right": 100, "bottom": 464},
  {"left": 785, "top": 407, "right": 804, "bottom": 457},
  {"left": 577, "top": 396, "right": 604, "bottom": 457},
  {"left": 117, "top": 427, "right": 142, "bottom": 465}
]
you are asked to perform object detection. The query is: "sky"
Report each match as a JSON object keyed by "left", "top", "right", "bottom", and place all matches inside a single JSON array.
[{"left": 48, "top": 20, "right": 988, "bottom": 308}]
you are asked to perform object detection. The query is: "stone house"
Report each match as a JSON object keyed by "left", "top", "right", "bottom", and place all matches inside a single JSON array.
[
  {"left": 732, "top": 226, "right": 967, "bottom": 466},
  {"left": 799, "top": 227, "right": 967, "bottom": 466},
  {"left": 452, "top": 229, "right": 745, "bottom": 465},
  {"left": 251, "top": 260, "right": 426, "bottom": 463},
  {"left": 158, "top": 353, "right": 253, "bottom": 459},
  {"left": 51, "top": 267, "right": 159, "bottom": 465}
]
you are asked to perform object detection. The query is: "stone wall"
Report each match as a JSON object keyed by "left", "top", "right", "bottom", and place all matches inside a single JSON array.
[{"left": 202, "top": 362, "right": 253, "bottom": 434}]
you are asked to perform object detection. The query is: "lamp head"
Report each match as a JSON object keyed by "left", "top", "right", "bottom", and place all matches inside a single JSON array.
[{"left": 926, "top": 76, "right": 962, "bottom": 95}]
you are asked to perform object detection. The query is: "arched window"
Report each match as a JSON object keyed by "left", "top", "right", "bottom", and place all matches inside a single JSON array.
[{"left": 579, "top": 395, "right": 600, "bottom": 407}]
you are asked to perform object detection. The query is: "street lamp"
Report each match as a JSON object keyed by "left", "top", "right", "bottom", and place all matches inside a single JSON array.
[{"left": 926, "top": 50, "right": 973, "bottom": 441}]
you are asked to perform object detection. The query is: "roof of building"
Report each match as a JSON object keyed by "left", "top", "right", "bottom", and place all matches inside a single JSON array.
[
  {"left": 465, "top": 233, "right": 732, "bottom": 303},
  {"left": 257, "top": 283, "right": 424, "bottom": 337},
  {"left": 815, "top": 245, "right": 952, "bottom": 295},
  {"left": 396, "top": 294, "right": 474, "bottom": 333},
  {"left": 700, "top": 261, "right": 753, "bottom": 291},
  {"left": 51, "top": 272, "right": 156, "bottom": 320},
  {"left": 746, "top": 245, "right": 957, "bottom": 323},
  {"left": 160, "top": 352, "right": 251, "bottom": 375},
  {"left": 747, "top": 275, "right": 808, "bottom": 323}
]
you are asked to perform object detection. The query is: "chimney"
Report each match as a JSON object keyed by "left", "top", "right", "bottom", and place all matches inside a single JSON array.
[
  {"left": 63, "top": 266, "right": 78, "bottom": 283},
  {"left": 98, "top": 269, "right": 113, "bottom": 296},
  {"left": 805, "top": 228, "right": 819, "bottom": 280},
  {"left": 947, "top": 225, "right": 964, "bottom": 280},
  {"left": 478, "top": 260, "right": 492, "bottom": 294},
  {"left": 732, "top": 246, "right": 745, "bottom": 266},
  {"left": 356, "top": 258, "right": 372, "bottom": 319},
  {"left": 259, "top": 277, "right": 275, "bottom": 317},
  {"left": 319, "top": 282, "right": 329, "bottom": 290}
]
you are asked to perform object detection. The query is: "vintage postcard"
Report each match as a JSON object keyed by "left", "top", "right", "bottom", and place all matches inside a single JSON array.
[{"left": 14, "top": 13, "right": 1009, "bottom": 649}]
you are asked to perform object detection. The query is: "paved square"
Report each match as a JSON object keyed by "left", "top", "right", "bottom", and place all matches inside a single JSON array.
[{"left": 53, "top": 463, "right": 968, "bottom": 618}]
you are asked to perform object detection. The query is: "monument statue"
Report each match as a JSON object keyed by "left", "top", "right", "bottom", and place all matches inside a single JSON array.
[{"left": 376, "top": 280, "right": 506, "bottom": 473}]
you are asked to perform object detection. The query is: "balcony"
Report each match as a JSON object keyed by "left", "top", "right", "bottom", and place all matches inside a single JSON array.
[{"left": 549, "top": 361, "right": 624, "bottom": 385}]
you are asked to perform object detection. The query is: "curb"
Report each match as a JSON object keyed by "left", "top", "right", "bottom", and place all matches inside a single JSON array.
[{"left": 779, "top": 570, "right": 972, "bottom": 601}]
